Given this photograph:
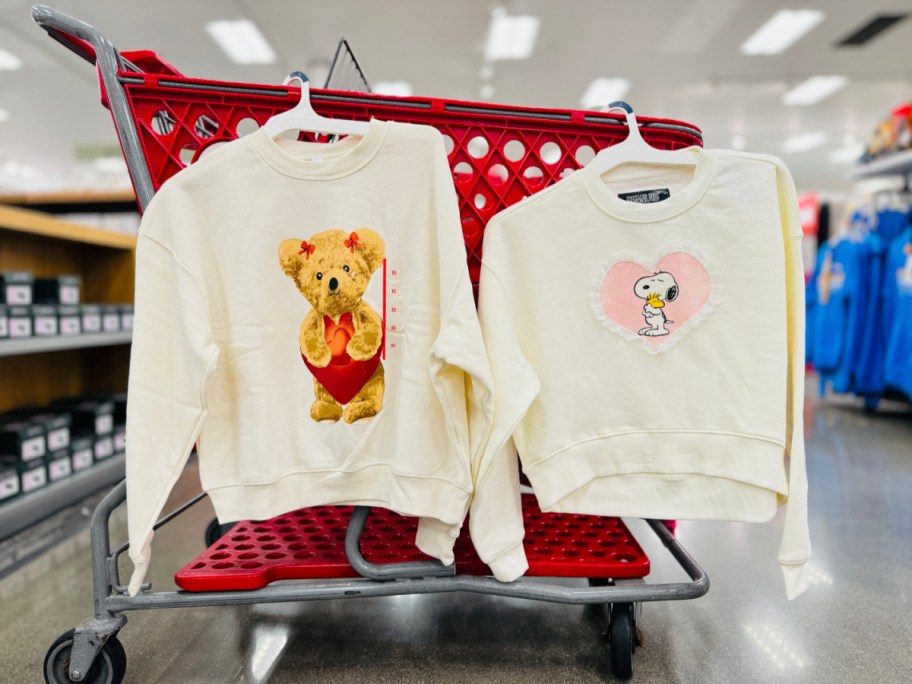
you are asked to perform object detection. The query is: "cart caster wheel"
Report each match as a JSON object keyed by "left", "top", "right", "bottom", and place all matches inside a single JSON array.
[
  {"left": 608, "top": 602, "right": 635, "bottom": 680},
  {"left": 44, "top": 629, "right": 126, "bottom": 684},
  {"left": 205, "top": 518, "right": 236, "bottom": 547}
]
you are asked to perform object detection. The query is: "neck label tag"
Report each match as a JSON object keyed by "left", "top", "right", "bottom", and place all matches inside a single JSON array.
[{"left": 618, "top": 188, "right": 671, "bottom": 204}]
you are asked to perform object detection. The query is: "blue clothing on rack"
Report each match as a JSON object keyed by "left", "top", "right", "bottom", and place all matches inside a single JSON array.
[
  {"left": 854, "top": 232, "right": 887, "bottom": 402},
  {"left": 812, "top": 237, "right": 868, "bottom": 393},
  {"left": 884, "top": 230, "right": 912, "bottom": 395}
]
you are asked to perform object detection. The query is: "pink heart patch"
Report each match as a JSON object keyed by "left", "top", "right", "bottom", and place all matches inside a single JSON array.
[{"left": 595, "top": 251, "right": 717, "bottom": 353}]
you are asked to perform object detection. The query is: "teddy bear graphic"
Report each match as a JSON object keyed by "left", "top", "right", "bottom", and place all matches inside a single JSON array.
[
  {"left": 279, "top": 228, "right": 385, "bottom": 423},
  {"left": 634, "top": 271, "right": 679, "bottom": 337}
]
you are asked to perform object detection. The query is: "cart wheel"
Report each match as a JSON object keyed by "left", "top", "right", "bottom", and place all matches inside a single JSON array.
[
  {"left": 608, "top": 602, "right": 635, "bottom": 680},
  {"left": 205, "top": 518, "right": 236, "bottom": 547},
  {"left": 44, "top": 628, "right": 126, "bottom": 684}
]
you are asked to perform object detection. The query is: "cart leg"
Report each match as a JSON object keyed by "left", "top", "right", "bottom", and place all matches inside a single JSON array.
[{"left": 67, "top": 615, "right": 127, "bottom": 681}]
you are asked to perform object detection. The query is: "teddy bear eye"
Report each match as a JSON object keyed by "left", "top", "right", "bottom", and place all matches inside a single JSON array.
[
  {"left": 316, "top": 272, "right": 323, "bottom": 280},
  {"left": 343, "top": 265, "right": 350, "bottom": 273}
]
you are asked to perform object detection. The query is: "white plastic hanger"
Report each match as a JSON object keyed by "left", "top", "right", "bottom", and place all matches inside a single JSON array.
[
  {"left": 588, "top": 101, "right": 700, "bottom": 175},
  {"left": 262, "top": 71, "right": 370, "bottom": 139}
]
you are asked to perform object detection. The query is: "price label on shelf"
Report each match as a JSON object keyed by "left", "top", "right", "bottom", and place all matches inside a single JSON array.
[{"left": 0, "top": 317, "right": 7, "bottom": 338}]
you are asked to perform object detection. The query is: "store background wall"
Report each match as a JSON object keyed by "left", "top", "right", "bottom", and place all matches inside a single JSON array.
[{"left": 0, "top": 0, "right": 909, "bottom": 197}]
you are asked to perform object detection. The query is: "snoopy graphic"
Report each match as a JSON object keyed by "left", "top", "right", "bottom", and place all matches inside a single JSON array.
[{"left": 634, "top": 272, "right": 679, "bottom": 336}]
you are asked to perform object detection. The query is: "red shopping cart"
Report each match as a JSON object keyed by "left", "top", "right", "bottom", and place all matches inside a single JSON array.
[{"left": 33, "top": 5, "right": 709, "bottom": 683}]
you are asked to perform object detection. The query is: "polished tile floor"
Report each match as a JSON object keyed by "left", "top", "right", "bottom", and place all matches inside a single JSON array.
[{"left": 2, "top": 388, "right": 911, "bottom": 683}]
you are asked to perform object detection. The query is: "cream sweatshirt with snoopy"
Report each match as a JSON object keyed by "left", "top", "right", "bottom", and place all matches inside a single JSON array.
[
  {"left": 126, "top": 119, "right": 492, "bottom": 595},
  {"left": 471, "top": 149, "right": 811, "bottom": 600}
]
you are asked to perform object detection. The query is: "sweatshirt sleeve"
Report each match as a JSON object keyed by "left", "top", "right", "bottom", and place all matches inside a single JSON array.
[
  {"left": 468, "top": 228, "right": 541, "bottom": 582},
  {"left": 776, "top": 161, "right": 812, "bottom": 600},
  {"left": 126, "top": 201, "right": 219, "bottom": 596},
  {"left": 416, "top": 131, "right": 495, "bottom": 564}
]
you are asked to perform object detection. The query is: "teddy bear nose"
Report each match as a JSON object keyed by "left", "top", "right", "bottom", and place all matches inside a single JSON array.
[{"left": 328, "top": 276, "right": 339, "bottom": 291}]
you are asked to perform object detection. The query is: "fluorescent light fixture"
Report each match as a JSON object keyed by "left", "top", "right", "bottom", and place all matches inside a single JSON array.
[
  {"left": 0, "top": 49, "right": 22, "bottom": 70},
  {"left": 205, "top": 19, "right": 276, "bottom": 65},
  {"left": 484, "top": 8, "right": 540, "bottom": 61},
  {"left": 480, "top": 84, "right": 496, "bottom": 99},
  {"left": 581, "top": 78, "right": 631, "bottom": 109},
  {"left": 742, "top": 9, "right": 824, "bottom": 55},
  {"left": 829, "top": 142, "right": 864, "bottom": 164},
  {"left": 373, "top": 81, "right": 413, "bottom": 97},
  {"left": 731, "top": 134, "right": 747, "bottom": 150},
  {"left": 0, "top": 109, "right": 9, "bottom": 123},
  {"left": 783, "top": 76, "right": 848, "bottom": 106},
  {"left": 782, "top": 131, "right": 828, "bottom": 153}
]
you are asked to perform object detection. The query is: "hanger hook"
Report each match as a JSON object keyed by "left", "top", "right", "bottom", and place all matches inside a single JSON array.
[
  {"left": 599, "top": 100, "right": 644, "bottom": 144},
  {"left": 282, "top": 71, "right": 310, "bottom": 88}
]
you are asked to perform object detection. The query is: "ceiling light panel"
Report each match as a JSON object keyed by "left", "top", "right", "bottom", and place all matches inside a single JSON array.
[
  {"left": 782, "top": 131, "right": 828, "bottom": 153},
  {"left": 373, "top": 82, "right": 413, "bottom": 97},
  {"left": 581, "top": 79, "right": 631, "bottom": 109},
  {"left": 205, "top": 19, "right": 276, "bottom": 65},
  {"left": 783, "top": 76, "right": 848, "bottom": 106},
  {"left": 484, "top": 8, "right": 540, "bottom": 61},
  {"left": 742, "top": 9, "right": 824, "bottom": 55},
  {"left": 0, "top": 49, "right": 22, "bottom": 70}
]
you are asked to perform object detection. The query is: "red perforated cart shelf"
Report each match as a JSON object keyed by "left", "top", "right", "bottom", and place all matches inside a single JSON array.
[{"left": 175, "top": 494, "right": 650, "bottom": 592}]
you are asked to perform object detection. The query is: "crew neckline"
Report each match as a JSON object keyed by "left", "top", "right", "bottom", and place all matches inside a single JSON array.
[
  {"left": 248, "top": 118, "right": 388, "bottom": 180},
  {"left": 581, "top": 147, "right": 717, "bottom": 223}
]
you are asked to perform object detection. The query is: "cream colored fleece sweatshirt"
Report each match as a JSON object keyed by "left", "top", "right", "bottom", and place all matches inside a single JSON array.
[
  {"left": 471, "top": 149, "right": 810, "bottom": 600},
  {"left": 126, "top": 119, "right": 492, "bottom": 595}
]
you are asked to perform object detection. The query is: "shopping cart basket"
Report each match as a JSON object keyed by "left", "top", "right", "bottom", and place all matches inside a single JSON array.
[{"left": 32, "top": 5, "right": 710, "bottom": 682}]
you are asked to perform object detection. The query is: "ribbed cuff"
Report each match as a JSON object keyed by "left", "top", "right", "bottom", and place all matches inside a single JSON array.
[
  {"left": 780, "top": 560, "right": 810, "bottom": 600},
  {"left": 415, "top": 517, "right": 459, "bottom": 566},
  {"left": 486, "top": 544, "right": 528, "bottom": 582}
]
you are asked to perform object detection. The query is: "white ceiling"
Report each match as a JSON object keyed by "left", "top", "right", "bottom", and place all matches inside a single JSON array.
[{"left": 0, "top": 0, "right": 910, "bottom": 194}]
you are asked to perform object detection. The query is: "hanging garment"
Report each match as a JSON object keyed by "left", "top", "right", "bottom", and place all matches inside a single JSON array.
[
  {"left": 125, "top": 119, "right": 493, "bottom": 595},
  {"left": 884, "top": 230, "right": 912, "bottom": 395},
  {"left": 470, "top": 150, "right": 810, "bottom": 599}
]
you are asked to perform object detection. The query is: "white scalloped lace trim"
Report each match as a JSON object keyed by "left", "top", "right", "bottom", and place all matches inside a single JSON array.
[{"left": 589, "top": 243, "right": 723, "bottom": 355}]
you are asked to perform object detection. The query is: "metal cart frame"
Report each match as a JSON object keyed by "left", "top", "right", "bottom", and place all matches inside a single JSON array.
[{"left": 31, "top": 6, "right": 709, "bottom": 682}]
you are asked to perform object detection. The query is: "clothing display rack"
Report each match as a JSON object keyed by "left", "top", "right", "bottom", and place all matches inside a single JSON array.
[{"left": 33, "top": 6, "right": 710, "bottom": 683}]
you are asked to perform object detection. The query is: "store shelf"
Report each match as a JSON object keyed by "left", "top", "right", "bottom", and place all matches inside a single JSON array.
[
  {"left": 0, "top": 453, "right": 124, "bottom": 541},
  {"left": 850, "top": 149, "right": 912, "bottom": 179},
  {"left": 0, "top": 204, "right": 136, "bottom": 250},
  {"left": 0, "top": 189, "right": 138, "bottom": 214},
  {"left": 0, "top": 332, "right": 132, "bottom": 357}
]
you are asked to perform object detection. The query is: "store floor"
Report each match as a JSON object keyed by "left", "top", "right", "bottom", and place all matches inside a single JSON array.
[{"left": 2, "top": 386, "right": 910, "bottom": 683}]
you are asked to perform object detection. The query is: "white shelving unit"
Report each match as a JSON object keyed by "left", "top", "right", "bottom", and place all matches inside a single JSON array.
[
  {"left": 0, "top": 331, "right": 132, "bottom": 358},
  {"left": 850, "top": 149, "right": 912, "bottom": 180}
]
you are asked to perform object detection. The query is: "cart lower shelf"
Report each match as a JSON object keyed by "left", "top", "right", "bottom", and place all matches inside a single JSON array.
[{"left": 175, "top": 494, "right": 651, "bottom": 591}]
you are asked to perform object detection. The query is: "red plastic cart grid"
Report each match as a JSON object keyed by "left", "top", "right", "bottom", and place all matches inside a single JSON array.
[{"left": 33, "top": 5, "right": 710, "bottom": 683}]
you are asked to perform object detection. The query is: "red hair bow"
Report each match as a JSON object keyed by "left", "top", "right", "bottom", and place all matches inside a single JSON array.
[
  {"left": 344, "top": 232, "right": 361, "bottom": 253},
  {"left": 298, "top": 240, "right": 315, "bottom": 259}
]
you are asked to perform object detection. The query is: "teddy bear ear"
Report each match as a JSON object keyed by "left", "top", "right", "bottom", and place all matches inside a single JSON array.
[
  {"left": 353, "top": 228, "right": 385, "bottom": 273},
  {"left": 279, "top": 238, "right": 306, "bottom": 277}
]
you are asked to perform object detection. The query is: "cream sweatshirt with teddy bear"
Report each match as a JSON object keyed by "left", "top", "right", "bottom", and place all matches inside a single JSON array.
[{"left": 125, "top": 119, "right": 493, "bottom": 595}]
